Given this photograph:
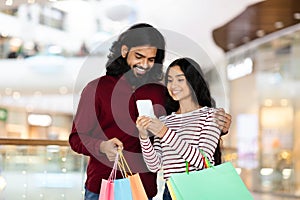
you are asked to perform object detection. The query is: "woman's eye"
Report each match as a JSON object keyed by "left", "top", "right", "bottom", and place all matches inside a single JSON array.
[
  {"left": 178, "top": 79, "right": 184, "bottom": 82},
  {"left": 167, "top": 79, "right": 172, "bottom": 83}
]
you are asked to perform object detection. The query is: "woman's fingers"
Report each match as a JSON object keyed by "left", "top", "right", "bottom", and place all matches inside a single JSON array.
[{"left": 136, "top": 116, "right": 152, "bottom": 128}]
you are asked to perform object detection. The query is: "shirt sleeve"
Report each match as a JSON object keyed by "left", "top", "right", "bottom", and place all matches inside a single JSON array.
[
  {"left": 160, "top": 108, "right": 221, "bottom": 169},
  {"left": 139, "top": 136, "right": 163, "bottom": 173}
]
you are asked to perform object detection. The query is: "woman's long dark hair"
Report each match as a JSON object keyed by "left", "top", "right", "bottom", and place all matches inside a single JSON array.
[
  {"left": 106, "top": 23, "right": 166, "bottom": 83},
  {"left": 164, "top": 57, "right": 222, "bottom": 165}
]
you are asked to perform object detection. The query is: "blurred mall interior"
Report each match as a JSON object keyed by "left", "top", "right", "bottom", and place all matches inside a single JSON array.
[{"left": 0, "top": 0, "right": 299, "bottom": 199}]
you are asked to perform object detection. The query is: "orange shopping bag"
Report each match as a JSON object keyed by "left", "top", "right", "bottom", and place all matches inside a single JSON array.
[{"left": 118, "top": 151, "right": 148, "bottom": 200}]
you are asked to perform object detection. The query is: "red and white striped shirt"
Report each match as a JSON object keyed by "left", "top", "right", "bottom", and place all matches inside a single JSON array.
[{"left": 140, "top": 106, "right": 221, "bottom": 180}]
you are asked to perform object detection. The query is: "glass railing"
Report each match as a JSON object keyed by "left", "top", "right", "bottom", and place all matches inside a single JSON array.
[
  {"left": 0, "top": 138, "right": 87, "bottom": 200},
  {"left": 0, "top": 139, "right": 299, "bottom": 199},
  {"left": 223, "top": 147, "right": 300, "bottom": 199}
]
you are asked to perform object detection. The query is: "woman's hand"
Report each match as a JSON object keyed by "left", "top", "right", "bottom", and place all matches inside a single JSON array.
[
  {"left": 136, "top": 116, "right": 152, "bottom": 139},
  {"left": 214, "top": 108, "right": 232, "bottom": 135},
  {"left": 136, "top": 116, "right": 167, "bottom": 138},
  {"left": 146, "top": 117, "right": 167, "bottom": 138}
]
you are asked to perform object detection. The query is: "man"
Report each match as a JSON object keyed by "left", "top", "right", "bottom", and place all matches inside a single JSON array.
[{"left": 69, "top": 23, "right": 231, "bottom": 200}]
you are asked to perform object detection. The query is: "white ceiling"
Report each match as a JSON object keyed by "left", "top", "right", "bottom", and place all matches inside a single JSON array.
[{"left": 0, "top": 0, "right": 263, "bottom": 114}]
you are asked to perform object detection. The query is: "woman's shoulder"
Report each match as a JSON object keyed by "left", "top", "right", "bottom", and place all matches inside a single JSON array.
[{"left": 158, "top": 113, "right": 174, "bottom": 122}]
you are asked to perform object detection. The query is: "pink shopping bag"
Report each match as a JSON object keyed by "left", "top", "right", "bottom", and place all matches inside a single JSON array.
[{"left": 98, "top": 153, "right": 119, "bottom": 200}]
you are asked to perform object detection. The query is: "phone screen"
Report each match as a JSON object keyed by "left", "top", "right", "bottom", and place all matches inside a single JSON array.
[{"left": 136, "top": 99, "right": 155, "bottom": 118}]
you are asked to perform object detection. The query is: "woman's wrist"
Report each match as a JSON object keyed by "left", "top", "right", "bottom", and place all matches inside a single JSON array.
[
  {"left": 139, "top": 134, "right": 149, "bottom": 140},
  {"left": 157, "top": 125, "right": 168, "bottom": 138}
]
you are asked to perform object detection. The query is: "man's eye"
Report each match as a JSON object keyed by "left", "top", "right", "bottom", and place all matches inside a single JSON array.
[
  {"left": 167, "top": 79, "right": 172, "bottom": 83},
  {"left": 178, "top": 79, "right": 184, "bottom": 82}
]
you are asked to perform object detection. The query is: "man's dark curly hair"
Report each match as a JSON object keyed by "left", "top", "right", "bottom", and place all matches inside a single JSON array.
[{"left": 106, "top": 23, "right": 166, "bottom": 82}]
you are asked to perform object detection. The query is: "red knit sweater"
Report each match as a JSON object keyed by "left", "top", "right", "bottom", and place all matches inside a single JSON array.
[{"left": 69, "top": 74, "right": 166, "bottom": 197}]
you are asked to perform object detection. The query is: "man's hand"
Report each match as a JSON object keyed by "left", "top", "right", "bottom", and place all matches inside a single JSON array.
[
  {"left": 100, "top": 138, "right": 123, "bottom": 161},
  {"left": 214, "top": 108, "right": 232, "bottom": 135}
]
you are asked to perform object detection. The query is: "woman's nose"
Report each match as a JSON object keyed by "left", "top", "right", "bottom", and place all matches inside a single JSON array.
[{"left": 169, "top": 81, "right": 177, "bottom": 88}]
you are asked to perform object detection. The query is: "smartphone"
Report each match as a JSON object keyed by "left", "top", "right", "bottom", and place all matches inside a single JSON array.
[{"left": 136, "top": 99, "right": 155, "bottom": 118}]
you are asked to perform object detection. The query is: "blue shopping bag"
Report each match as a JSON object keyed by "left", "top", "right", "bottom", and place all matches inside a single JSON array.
[{"left": 114, "top": 178, "right": 133, "bottom": 200}]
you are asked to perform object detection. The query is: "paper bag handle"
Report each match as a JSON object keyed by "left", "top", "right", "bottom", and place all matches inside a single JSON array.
[
  {"left": 108, "top": 151, "right": 119, "bottom": 181},
  {"left": 117, "top": 150, "right": 133, "bottom": 177},
  {"left": 185, "top": 149, "right": 213, "bottom": 174}
]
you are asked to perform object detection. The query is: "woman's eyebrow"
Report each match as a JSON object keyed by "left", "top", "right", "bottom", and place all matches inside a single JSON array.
[{"left": 167, "top": 74, "right": 185, "bottom": 78}]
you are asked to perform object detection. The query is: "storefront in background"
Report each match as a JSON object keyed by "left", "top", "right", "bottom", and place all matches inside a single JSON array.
[{"left": 223, "top": 29, "right": 300, "bottom": 197}]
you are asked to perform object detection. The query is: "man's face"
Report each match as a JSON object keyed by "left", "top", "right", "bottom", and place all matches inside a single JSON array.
[{"left": 122, "top": 45, "right": 157, "bottom": 78}]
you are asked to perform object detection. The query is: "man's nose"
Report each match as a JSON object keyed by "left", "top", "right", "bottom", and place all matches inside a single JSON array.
[{"left": 140, "top": 59, "right": 149, "bottom": 68}]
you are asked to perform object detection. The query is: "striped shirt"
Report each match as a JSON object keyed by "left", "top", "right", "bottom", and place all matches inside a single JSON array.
[{"left": 140, "top": 106, "right": 221, "bottom": 180}]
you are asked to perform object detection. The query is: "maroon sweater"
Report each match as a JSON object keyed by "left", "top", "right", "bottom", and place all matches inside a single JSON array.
[{"left": 69, "top": 75, "right": 166, "bottom": 197}]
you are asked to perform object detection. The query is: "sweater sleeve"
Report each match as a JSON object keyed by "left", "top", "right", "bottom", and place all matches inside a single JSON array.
[
  {"left": 161, "top": 108, "right": 221, "bottom": 169},
  {"left": 69, "top": 83, "right": 105, "bottom": 158},
  {"left": 139, "top": 136, "right": 162, "bottom": 173}
]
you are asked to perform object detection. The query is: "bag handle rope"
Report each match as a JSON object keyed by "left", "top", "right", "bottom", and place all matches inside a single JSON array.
[
  {"left": 108, "top": 151, "right": 119, "bottom": 181},
  {"left": 117, "top": 150, "right": 133, "bottom": 178},
  {"left": 185, "top": 149, "right": 213, "bottom": 174}
]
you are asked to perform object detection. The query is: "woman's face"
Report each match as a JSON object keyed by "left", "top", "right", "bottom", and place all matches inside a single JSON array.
[{"left": 166, "top": 65, "right": 192, "bottom": 101}]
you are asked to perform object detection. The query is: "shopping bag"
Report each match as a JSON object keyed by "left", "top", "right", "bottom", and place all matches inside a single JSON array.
[
  {"left": 166, "top": 178, "right": 177, "bottom": 200},
  {"left": 128, "top": 173, "right": 148, "bottom": 200},
  {"left": 114, "top": 153, "right": 133, "bottom": 200},
  {"left": 99, "top": 153, "right": 119, "bottom": 200},
  {"left": 118, "top": 151, "right": 148, "bottom": 200},
  {"left": 167, "top": 150, "right": 254, "bottom": 200},
  {"left": 99, "top": 179, "right": 114, "bottom": 200},
  {"left": 114, "top": 178, "right": 133, "bottom": 200}
]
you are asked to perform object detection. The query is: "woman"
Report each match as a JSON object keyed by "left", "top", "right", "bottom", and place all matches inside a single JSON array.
[{"left": 136, "top": 57, "right": 223, "bottom": 199}]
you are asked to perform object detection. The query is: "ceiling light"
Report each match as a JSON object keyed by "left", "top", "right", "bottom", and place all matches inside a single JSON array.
[
  {"left": 280, "top": 99, "right": 288, "bottom": 106},
  {"left": 260, "top": 168, "right": 273, "bottom": 176},
  {"left": 28, "top": 113, "right": 52, "bottom": 127},
  {"left": 12, "top": 91, "right": 21, "bottom": 100},
  {"left": 5, "top": 0, "right": 13, "bottom": 6},
  {"left": 264, "top": 99, "right": 272, "bottom": 107},
  {"left": 294, "top": 13, "right": 300, "bottom": 20},
  {"left": 226, "top": 57, "right": 253, "bottom": 80},
  {"left": 0, "top": 32, "right": 8, "bottom": 37},
  {"left": 256, "top": 30, "right": 265, "bottom": 37},
  {"left": 59, "top": 86, "right": 68, "bottom": 94},
  {"left": 227, "top": 43, "right": 235, "bottom": 50},
  {"left": 274, "top": 21, "right": 284, "bottom": 29},
  {"left": 242, "top": 36, "right": 250, "bottom": 43},
  {"left": 5, "top": 88, "right": 12, "bottom": 95}
]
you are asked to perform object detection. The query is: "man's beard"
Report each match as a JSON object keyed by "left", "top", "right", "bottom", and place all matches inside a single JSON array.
[{"left": 124, "top": 64, "right": 154, "bottom": 88}]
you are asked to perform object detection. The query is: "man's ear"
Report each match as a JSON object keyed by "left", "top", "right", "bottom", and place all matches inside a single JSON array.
[{"left": 121, "top": 45, "right": 128, "bottom": 58}]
